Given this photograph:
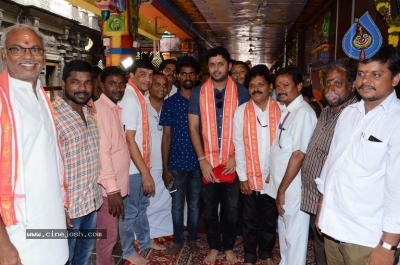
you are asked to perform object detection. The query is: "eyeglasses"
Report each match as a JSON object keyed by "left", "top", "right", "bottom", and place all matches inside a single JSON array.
[
  {"left": 154, "top": 115, "right": 162, "bottom": 131},
  {"left": 278, "top": 112, "right": 290, "bottom": 149},
  {"left": 215, "top": 92, "right": 223, "bottom": 109},
  {"left": 6, "top": 46, "right": 45, "bottom": 56}
]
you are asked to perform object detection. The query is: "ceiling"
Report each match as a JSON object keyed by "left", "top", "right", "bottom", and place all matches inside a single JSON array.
[{"left": 76, "top": 0, "right": 328, "bottom": 65}]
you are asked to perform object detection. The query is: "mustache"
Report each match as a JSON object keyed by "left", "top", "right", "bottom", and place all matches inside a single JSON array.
[
  {"left": 277, "top": 93, "right": 287, "bottom": 97},
  {"left": 325, "top": 92, "right": 339, "bottom": 99},
  {"left": 74, "top": 91, "right": 89, "bottom": 96},
  {"left": 18, "top": 60, "right": 39, "bottom": 65},
  {"left": 358, "top": 84, "right": 376, "bottom": 91},
  {"left": 251, "top": 90, "right": 263, "bottom": 95}
]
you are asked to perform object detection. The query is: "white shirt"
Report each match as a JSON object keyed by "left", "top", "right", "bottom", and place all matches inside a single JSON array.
[
  {"left": 119, "top": 83, "right": 147, "bottom": 174},
  {"left": 316, "top": 91, "right": 400, "bottom": 248},
  {"left": 146, "top": 95, "right": 163, "bottom": 170},
  {"left": 3, "top": 76, "right": 68, "bottom": 264},
  {"left": 267, "top": 95, "right": 317, "bottom": 200},
  {"left": 165, "top": 85, "right": 178, "bottom": 99},
  {"left": 234, "top": 100, "right": 271, "bottom": 193}
]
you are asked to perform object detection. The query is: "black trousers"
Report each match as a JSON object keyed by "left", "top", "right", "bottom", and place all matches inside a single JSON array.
[
  {"left": 242, "top": 192, "right": 278, "bottom": 263},
  {"left": 202, "top": 177, "right": 239, "bottom": 251}
]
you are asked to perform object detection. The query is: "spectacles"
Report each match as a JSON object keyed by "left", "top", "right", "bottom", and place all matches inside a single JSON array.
[
  {"left": 154, "top": 115, "right": 162, "bottom": 131},
  {"left": 278, "top": 112, "right": 290, "bottom": 149},
  {"left": 215, "top": 92, "right": 223, "bottom": 109},
  {"left": 6, "top": 46, "right": 45, "bottom": 56}
]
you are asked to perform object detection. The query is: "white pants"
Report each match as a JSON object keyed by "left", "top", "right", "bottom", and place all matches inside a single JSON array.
[{"left": 278, "top": 198, "right": 310, "bottom": 265}]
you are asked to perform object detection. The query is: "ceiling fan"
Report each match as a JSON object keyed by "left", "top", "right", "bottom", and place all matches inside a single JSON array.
[{"left": 249, "top": 3, "right": 292, "bottom": 25}]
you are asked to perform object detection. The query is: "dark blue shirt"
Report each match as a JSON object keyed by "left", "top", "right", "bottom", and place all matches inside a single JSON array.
[
  {"left": 159, "top": 92, "right": 199, "bottom": 171},
  {"left": 188, "top": 82, "right": 250, "bottom": 147}
]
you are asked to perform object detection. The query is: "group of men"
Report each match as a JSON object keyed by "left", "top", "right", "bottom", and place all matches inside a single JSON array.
[{"left": 1, "top": 22, "right": 400, "bottom": 265}]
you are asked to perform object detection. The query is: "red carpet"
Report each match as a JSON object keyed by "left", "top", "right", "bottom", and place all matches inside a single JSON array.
[{"left": 126, "top": 233, "right": 316, "bottom": 265}]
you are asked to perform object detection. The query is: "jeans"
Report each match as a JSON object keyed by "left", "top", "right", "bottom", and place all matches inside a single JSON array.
[
  {"left": 68, "top": 210, "right": 97, "bottom": 265},
  {"left": 119, "top": 173, "right": 151, "bottom": 259},
  {"left": 202, "top": 177, "right": 239, "bottom": 251},
  {"left": 170, "top": 170, "right": 202, "bottom": 245}
]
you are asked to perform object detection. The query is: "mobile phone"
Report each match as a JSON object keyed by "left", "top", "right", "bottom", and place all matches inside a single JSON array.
[{"left": 167, "top": 181, "right": 177, "bottom": 193}]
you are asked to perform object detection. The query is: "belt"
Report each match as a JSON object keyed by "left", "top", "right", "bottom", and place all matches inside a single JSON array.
[{"left": 324, "top": 234, "right": 350, "bottom": 245}]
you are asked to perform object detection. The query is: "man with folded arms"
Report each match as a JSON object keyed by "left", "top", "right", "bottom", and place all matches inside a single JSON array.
[
  {"left": 316, "top": 45, "right": 400, "bottom": 265},
  {"left": 188, "top": 46, "right": 249, "bottom": 265},
  {"left": 234, "top": 65, "right": 280, "bottom": 265}
]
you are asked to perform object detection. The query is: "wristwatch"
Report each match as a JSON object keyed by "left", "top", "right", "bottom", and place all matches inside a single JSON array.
[{"left": 380, "top": 239, "right": 397, "bottom": 250}]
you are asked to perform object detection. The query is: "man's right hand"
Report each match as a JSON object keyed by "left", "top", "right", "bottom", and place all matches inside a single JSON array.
[
  {"left": 142, "top": 173, "right": 155, "bottom": 197},
  {"left": 162, "top": 170, "right": 175, "bottom": 189},
  {"left": 0, "top": 241, "right": 22, "bottom": 265},
  {"left": 200, "top": 160, "right": 218, "bottom": 183},
  {"left": 108, "top": 192, "right": 124, "bottom": 217},
  {"left": 239, "top": 180, "right": 252, "bottom": 196}
]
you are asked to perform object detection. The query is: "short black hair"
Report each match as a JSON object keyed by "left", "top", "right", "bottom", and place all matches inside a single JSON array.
[
  {"left": 62, "top": 60, "right": 92, "bottom": 81},
  {"left": 176, "top": 56, "right": 200, "bottom": 74},
  {"left": 206, "top": 46, "right": 230, "bottom": 64},
  {"left": 301, "top": 86, "right": 314, "bottom": 99},
  {"left": 359, "top": 44, "right": 400, "bottom": 77},
  {"left": 232, "top": 60, "right": 250, "bottom": 73},
  {"left": 244, "top": 64, "right": 273, "bottom": 88},
  {"left": 101, "top": 66, "right": 126, "bottom": 83},
  {"left": 159, "top": 59, "right": 177, "bottom": 72},
  {"left": 129, "top": 59, "right": 155, "bottom": 74},
  {"left": 92, "top": 66, "right": 103, "bottom": 79},
  {"left": 275, "top": 66, "right": 303, "bottom": 86},
  {"left": 324, "top": 58, "right": 357, "bottom": 84}
]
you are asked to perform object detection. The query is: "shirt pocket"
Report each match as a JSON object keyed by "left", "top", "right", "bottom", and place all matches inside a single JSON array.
[{"left": 353, "top": 137, "right": 387, "bottom": 171}]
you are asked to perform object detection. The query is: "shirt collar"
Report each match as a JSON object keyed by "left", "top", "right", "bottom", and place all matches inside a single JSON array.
[
  {"left": 352, "top": 90, "right": 397, "bottom": 114},
  {"left": 285, "top": 94, "right": 304, "bottom": 113},
  {"left": 100, "top": 93, "right": 121, "bottom": 110},
  {"left": 9, "top": 74, "right": 41, "bottom": 94}
]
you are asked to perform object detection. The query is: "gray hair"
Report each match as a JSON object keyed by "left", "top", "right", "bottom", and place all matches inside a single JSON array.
[{"left": 1, "top": 24, "right": 47, "bottom": 49}]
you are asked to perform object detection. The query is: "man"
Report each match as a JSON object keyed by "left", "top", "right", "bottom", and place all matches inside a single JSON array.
[
  {"left": 231, "top": 60, "right": 250, "bottom": 85},
  {"left": 234, "top": 65, "right": 280, "bottom": 265},
  {"left": 92, "top": 66, "right": 103, "bottom": 101},
  {"left": 53, "top": 60, "right": 103, "bottom": 264},
  {"left": 160, "top": 56, "right": 202, "bottom": 255},
  {"left": 267, "top": 66, "right": 317, "bottom": 265},
  {"left": 316, "top": 45, "right": 400, "bottom": 265},
  {"left": 119, "top": 59, "right": 165, "bottom": 264},
  {"left": 188, "top": 46, "right": 250, "bottom": 265},
  {"left": 301, "top": 58, "right": 358, "bottom": 265},
  {"left": 95, "top": 66, "right": 130, "bottom": 265},
  {"left": 159, "top": 59, "right": 178, "bottom": 98},
  {"left": 0, "top": 24, "right": 68, "bottom": 265},
  {"left": 145, "top": 72, "right": 173, "bottom": 239}
]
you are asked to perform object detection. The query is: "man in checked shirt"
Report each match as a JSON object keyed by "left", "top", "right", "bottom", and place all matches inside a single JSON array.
[
  {"left": 300, "top": 58, "right": 358, "bottom": 264},
  {"left": 52, "top": 60, "right": 103, "bottom": 265}
]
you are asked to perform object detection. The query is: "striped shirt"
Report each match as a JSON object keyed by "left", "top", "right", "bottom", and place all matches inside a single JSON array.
[
  {"left": 301, "top": 96, "right": 358, "bottom": 214},
  {"left": 53, "top": 96, "right": 103, "bottom": 219}
]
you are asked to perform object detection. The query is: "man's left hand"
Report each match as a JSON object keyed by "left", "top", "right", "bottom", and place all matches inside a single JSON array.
[
  {"left": 276, "top": 190, "right": 285, "bottom": 216},
  {"left": 223, "top": 155, "right": 236, "bottom": 174},
  {"left": 142, "top": 173, "right": 156, "bottom": 197},
  {"left": 367, "top": 245, "right": 395, "bottom": 265}
]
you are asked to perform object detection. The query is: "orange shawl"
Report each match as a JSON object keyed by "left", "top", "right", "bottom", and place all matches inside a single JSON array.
[
  {"left": 128, "top": 79, "right": 150, "bottom": 169},
  {"left": 243, "top": 98, "right": 281, "bottom": 190},
  {"left": 200, "top": 76, "right": 237, "bottom": 167},
  {"left": 0, "top": 69, "right": 68, "bottom": 226}
]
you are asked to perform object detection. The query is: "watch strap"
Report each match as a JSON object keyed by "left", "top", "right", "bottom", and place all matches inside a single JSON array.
[{"left": 380, "top": 239, "right": 397, "bottom": 250}]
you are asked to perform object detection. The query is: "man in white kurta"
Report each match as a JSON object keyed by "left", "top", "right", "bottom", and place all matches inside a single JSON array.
[
  {"left": 267, "top": 67, "right": 317, "bottom": 265},
  {"left": 0, "top": 24, "right": 68, "bottom": 265}
]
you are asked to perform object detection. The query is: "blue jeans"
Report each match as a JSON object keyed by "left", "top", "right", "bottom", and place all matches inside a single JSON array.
[
  {"left": 67, "top": 210, "right": 97, "bottom": 265},
  {"left": 170, "top": 170, "right": 202, "bottom": 245},
  {"left": 119, "top": 173, "right": 151, "bottom": 259}
]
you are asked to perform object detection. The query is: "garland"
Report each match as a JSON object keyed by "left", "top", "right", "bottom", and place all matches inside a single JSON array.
[{"left": 375, "top": 0, "right": 400, "bottom": 47}]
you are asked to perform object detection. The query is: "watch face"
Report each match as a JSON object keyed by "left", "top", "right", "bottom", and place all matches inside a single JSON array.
[{"left": 380, "top": 240, "right": 397, "bottom": 250}]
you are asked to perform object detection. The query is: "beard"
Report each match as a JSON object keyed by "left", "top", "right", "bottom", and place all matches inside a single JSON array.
[
  {"left": 65, "top": 89, "right": 91, "bottom": 105},
  {"left": 325, "top": 92, "right": 352, "bottom": 107},
  {"left": 182, "top": 80, "right": 195, "bottom": 90},
  {"left": 210, "top": 71, "right": 229, "bottom": 82}
]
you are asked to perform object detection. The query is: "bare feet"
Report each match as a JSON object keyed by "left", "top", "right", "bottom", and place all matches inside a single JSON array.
[
  {"left": 265, "top": 257, "right": 277, "bottom": 265},
  {"left": 189, "top": 242, "right": 201, "bottom": 253},
  {"left": 165, "top": 243, "right": 183, "bottom": 256},
  {"left": 204, "top": 249, "right": 219, "bottom": 265},
  {"left": 150, "top": 241, "right": 166, "bottom": 251},
  {"left": 225, "top": 250, "right": 238, "bottom": 265},
  {"left": 126, "top": 253, "right": 149, "bottom": 265}
]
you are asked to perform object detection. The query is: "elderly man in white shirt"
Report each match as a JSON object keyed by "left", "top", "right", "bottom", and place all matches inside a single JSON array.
[
  {"left": 267, "top": 66, "right": 317, "bottom": 265},
  {"left": 316, "top": 45, "right": 400, "bottom": 265},
  {"left": 234, "top": 65, "right": 280, "bottom": 265}
]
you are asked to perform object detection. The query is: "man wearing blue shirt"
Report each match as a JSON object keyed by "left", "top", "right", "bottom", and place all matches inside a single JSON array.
[
  {"left": 160, "top": 56, "right": 202, "bottom": 255},
  {"left": 188, "top": 46, "right": 250, "bottom": 265}
]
